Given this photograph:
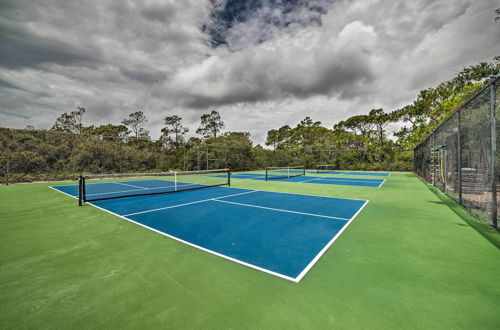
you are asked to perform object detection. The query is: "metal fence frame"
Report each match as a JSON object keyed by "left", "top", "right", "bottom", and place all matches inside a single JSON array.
[{"left": 414, "top": 76, "right": 499, "bottom": 230}]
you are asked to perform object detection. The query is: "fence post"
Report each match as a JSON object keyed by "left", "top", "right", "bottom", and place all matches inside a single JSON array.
[
  {"left": 206, "top": 146, "right": 209, "bottom": 170},
  {"left": 457, "top": 109, "right": 462, "bottom": 204},
  {"left": 5, "top": 148, "right": 9, "bottom": 186},
  {"left": 490, "top": 80, "right": 497, "bottom": 229},
  {"left": 197, "top": 146, "right": 200, "bottom": 171},
  {"left": 432, "top": 132, "right": 436, "bottom": 185}
]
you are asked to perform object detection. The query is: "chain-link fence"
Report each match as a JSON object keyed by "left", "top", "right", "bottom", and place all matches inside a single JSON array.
[{"left": 414, "top": 76, "right": 499, "bottom": 230}]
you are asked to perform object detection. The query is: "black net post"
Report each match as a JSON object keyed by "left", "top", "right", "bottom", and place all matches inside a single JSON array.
[
  {"left": 490, "top": 80, "right": 497, "bottom": 229},
  {"left": 78, "top": 175, "right": 84, "bottom": 206},
  {"left": 228, "top": 170, "right": 231, "bottom": 186},
  {"left": 265, "top": 168, "right": 269, "bottom": 181},
  {"left": 197, "top": 146, "right": 200, "bottom": 171}
]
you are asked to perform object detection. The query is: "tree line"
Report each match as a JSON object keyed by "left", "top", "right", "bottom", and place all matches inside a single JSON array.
[{"left": 1, "top": 58, "right": 499, "bottom": 183}]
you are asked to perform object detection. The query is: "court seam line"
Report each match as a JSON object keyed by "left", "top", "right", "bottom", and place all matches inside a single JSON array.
[
  {"left": 295, "top": 199, "right": 370, "bottom": 282},
  {"left": 122, "top": 190, "right": 259, "bottom": 216},
  {"left": 212, "top": 199, "right": 350, "bottom": 221}
]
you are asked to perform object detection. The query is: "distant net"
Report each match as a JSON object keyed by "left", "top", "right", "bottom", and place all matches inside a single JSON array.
[
  {"left": 265, "top": 166, "right": 305, "bottom": 181},
  {"left": 316, "top": 164, "right": 337, "bottom": 173},
  {"left": 78, "top": 169, "right": 230, "bottom": 205}
]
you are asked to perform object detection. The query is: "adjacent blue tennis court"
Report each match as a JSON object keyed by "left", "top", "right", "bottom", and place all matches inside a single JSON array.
[
  {"left": 313, "top": 171, "right": 390, "bottom": 177},
  {"left": 220, "top": 173, "right": 385, "bottom": 187},
  {"left": 51, "top": 182, "right": 368, "bottom": 282}
]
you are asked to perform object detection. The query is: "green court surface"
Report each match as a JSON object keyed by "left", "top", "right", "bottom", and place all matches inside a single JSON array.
[{"left": 0, "top": 172, "right": 499, "bottom": 329}]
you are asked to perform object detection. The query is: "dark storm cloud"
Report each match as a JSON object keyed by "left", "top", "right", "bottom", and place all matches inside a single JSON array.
[
  {"left": 0, "top": 78, "right": 24, "bottom": 91},
  {"left": 0, "top": 22, "right": 101, "bottom": 70},
  {"left": 0, "top": 0, "right": 209, "bottom": 130}
]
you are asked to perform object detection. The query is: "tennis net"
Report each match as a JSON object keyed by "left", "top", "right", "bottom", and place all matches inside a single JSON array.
[
  {"left": 316, "top": 164, "right": 337, "bottom": 173},
  {"left": 78, "top": 169, "right": 230, "bottom": 205},
  {"left": 265, "top": 166, "right": 305, "bottom": 181}
]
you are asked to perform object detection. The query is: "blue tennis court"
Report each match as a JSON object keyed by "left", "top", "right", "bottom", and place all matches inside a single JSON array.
[
  {"left": 220, "top": 173, "right": 385, "bottom": 187},
  {"left": 50, "top": 181, "right": 368, "bottom": 282},
  {"left": 273, "top": 170, "right": 390, "bottom": 176},
  {"left": 312, "top": 171, "right": 390, "bottom": 177}
]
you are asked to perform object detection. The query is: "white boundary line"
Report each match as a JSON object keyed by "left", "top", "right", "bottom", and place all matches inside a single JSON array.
[
  {"left": 218, "top": 185, "right": 368, "bottom": 202},
  {"left": 343, "top": 171, "right": 391, "bottom": 177},
  {"left": 298, "top": 176, "right": 382, "bottom": 188},
  {"left": 113, "top": 182, "right": 148, "bottom": 189},
  {"left": 123, "top": 190, "right": 258, "bottom": 216},
  {"left": 88, "top": 199, "right": 299, "bottom": 282},
  {"left": 298, "top": 177, "right": 324, "bottom": 183},
  {"left": 49, "top": 185, "right": 79, "bottom": 199},
  {"left": 213, "top": 199, "right": 350, "bottom": 221},
  {"left": 50, "top": 183, "right": 367, "bottom": 203},
  {"left": 48, "top": 185, "right": 369, "bottom": 282},
  {"left": 323, "top": 177, "right": 382, "bottom": 183},
  {"left": 232, "top": 177, "right": 385, "bottom": 189},
  {"left": 294, "top": 200, "right": 369, "bottom": 282}
]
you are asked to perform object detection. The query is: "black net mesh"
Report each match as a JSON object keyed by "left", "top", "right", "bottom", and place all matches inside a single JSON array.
[
  {"left": 265, "top": 166, "right": 305, "bottom": 180},
  {"left": 80, "top": 169, "right": 230, "bottom": 203}
]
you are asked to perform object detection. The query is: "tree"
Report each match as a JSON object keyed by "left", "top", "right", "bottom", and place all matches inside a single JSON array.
[
  {"left": 368, "top": 109, "right": 390, "bottom": 146},
  {"left": 160, "top": 115, "right": 189, "bottom": 148},
  {"left": 265, "top": 129, "right": 280, "bottom": 150},
  {"left": 84, "top": 124, "right": 130, "bottom": 139},
  {"left": 196, "top": 110, "right": 224, "bottom": 138},
  {"left": 292, "top": 117, "right": 325, "bottom": 146},
  {"left": 265, "top": 125, "right": 291, "bottom": 150},
  {"left": 51, "top": 106, "right": 86, "bottom": 134},
  {"left": 122, "top": 111, "right": 149, "bottom": 139}
]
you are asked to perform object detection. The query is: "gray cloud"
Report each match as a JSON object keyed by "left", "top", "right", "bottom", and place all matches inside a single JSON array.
[{"left": 0, "top": 0, "right": 499, "bottom": 145}]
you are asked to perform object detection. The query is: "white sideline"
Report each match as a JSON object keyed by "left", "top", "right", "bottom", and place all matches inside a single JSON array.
[
  {"left": 86, "top": 201, "right": 299, "bottom": 282},
  {"left": 123, "top": 190, "right": 258, "bottom": 216},
  {"left": 299, "top": 176, "right": 383, "bottom": 187},
  {"left": 298, "top": 177, "right": 324, "bottom": 183},
  {"left": 48, "top": 185, "right": 369, "bottom": 283},
  {"left": 113, "top": 182, "right": 148, "bottom": 189},
  {"left": 294, "top": 200, "right": 369, "bottom": 282},
  {"left": 213, "top": 199, "right": 350, "bottom": 221}
]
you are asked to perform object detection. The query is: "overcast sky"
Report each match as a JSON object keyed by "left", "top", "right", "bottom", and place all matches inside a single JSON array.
[{"left": 1, "top": 0, "right": 499, "bottom": 145}]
